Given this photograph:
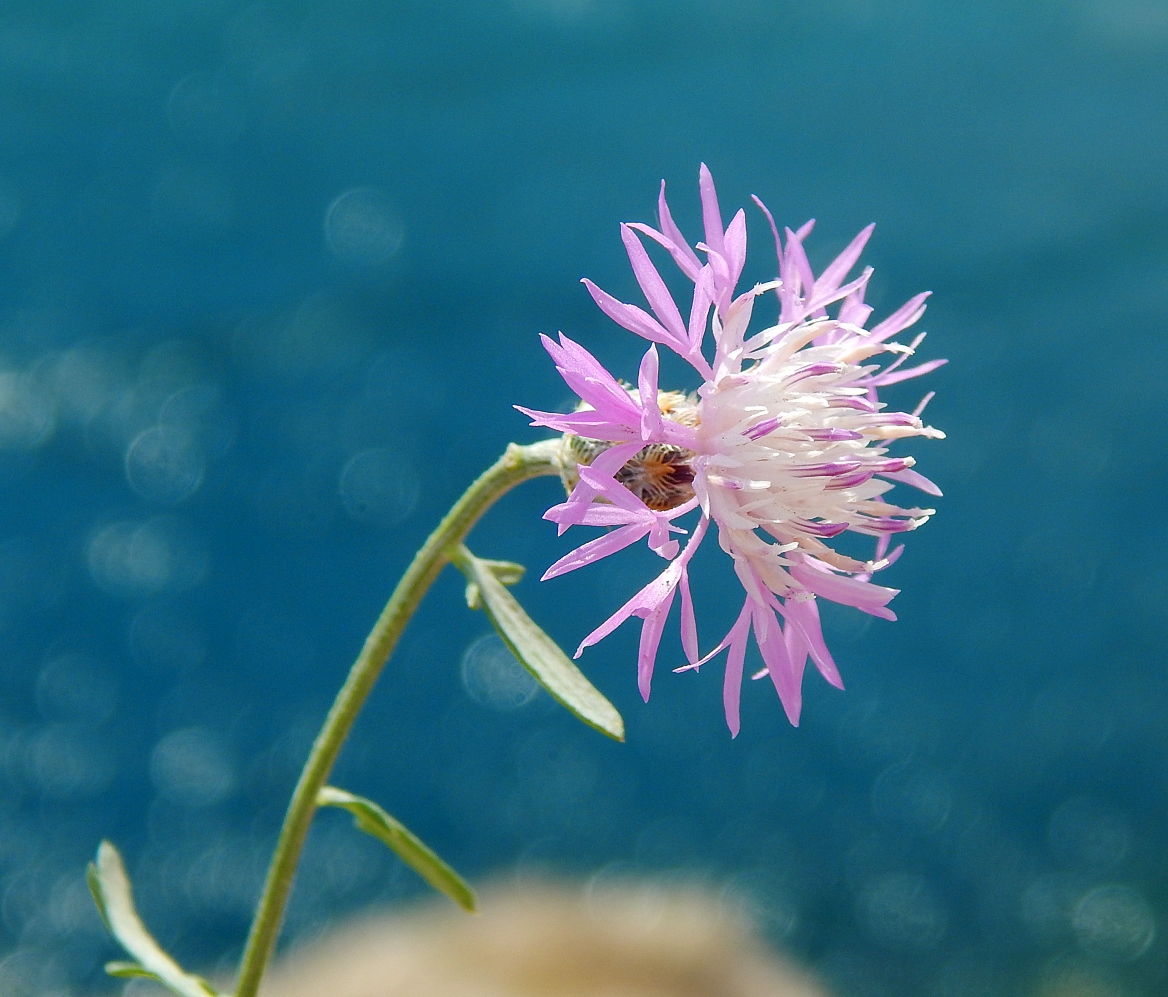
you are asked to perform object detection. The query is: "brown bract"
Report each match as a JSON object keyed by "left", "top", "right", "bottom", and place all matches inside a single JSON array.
[{"left": 560, "top": 388, "right": 701, "bottom": 512}]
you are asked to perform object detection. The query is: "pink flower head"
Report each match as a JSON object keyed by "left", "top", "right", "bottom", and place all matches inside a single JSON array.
[{"left": 518, "top": 165, "right": 945, "bottom": 735}]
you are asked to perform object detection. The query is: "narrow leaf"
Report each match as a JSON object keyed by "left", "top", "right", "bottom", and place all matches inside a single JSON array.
[
  {"left": 86, "top": 860, "right": 112, "bottom": 931},
  {"left": 481, "top": 558, "right": 526, "bottom": 586},
  {"left": 105, "top": 962, "right": 164, "bottom": 980},
  {"left": 87, "top": 841, "right": 218, "bottom": 997},
  {"left": 317, "top": 786, "right": 476, "bottom": 913},
  {"left": 465, "top": 559, "right": 525, "bottom": 610},
  {"left": 452, "top": 544, "right": 625, "bottom": 741}
]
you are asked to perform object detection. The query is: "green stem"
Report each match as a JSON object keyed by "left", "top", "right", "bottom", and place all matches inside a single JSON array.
[{"left": 233, "top": 439, "right": 563, "bottom": 997}]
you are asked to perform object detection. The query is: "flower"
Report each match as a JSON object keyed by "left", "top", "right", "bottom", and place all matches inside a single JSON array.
[{"left": 518, "top": 165, "right": 944, "bottom": 734}]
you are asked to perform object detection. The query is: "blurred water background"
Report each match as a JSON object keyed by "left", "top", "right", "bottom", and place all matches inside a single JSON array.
[{"left": 0, "top": 2, "right": 1166, "bottom": 995}]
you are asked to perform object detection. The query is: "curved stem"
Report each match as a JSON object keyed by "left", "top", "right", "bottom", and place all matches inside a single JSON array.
[{"left": 233, "top": 439, "right": 563, "bottom": 997}]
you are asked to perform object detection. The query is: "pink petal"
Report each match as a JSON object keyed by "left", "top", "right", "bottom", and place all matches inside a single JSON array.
[
  {"left": 750, "top": 195, "right": 783, "bottom": 277},
  {"left": 754, "top": 602, "right": 802, "bottom": 726},
  {"left": 585, "top": 440, "right": 647, "bottom": 477},
  {"left": 574, "top": 561, "right": 682, "bottom": 657},
  {"left": 646, "top": 511, "right": 684, "bottom": 560},
  {"left": 814, "top": 224, "right": 874, "bottom": 300},
  {"left": 698, "top": 163, "right": 725, "bottom": 258},
  {"left": 514, "top": 406, "right": 636, "bottom": 439},
  {"left": 783, "top": 597, "right": 843, "bottom": 689},
  {"left": 657, "top": 418, "right": 699, "bottom": 450},
  {"left": 881, "top": 466, "right": 943, "bottom": 497},
  {"left": 783, "top": 230, "right": 814, "bottom": 293},
  {"left": 541, "top": 521, "right": 652, "bottom": 580},
  {"left": 656, "top": 179, "right": 702, "bottom": 277},
  {"left": 781, "top": 616, "right": 811, "bottom": 710},
  {"left": 637, "top": 586, "right": 677, "bottom": 701},
  {"left": 867, "top": 291, "right": 931, "bottom": 344},
  {"left": 806, "top": 266, "right": 873, "bottom": 315},
  {"left": 627, "top": 221, "right": 701, "bottom": 283},
  {"left": 545, "top": 442, "right": 645, "bottom": 527},
  {"left": 780, "top": 227, "right": 816, "bottom": 318},
  {"left": 688, "top": 268, "right": 714, "bottom": 349},
  {"left": 581, "top": 279, "right": 679, "bottom": 351},
  {"left": 621, "top": 224, "right": 689, "bottom": 345},
  {"left": 912, "top": 390, "right": 936, "bottom": 418},
  {"left": 638, "top": 345, "right": 663, "bottom": 440},
  {"left": 838, "top": 285, "right": 873, "bottom": 328},
  {"left": 679, "top": 568, "right": 698, "bottom": 664},
  {"left": 545, "top": 503, "right": 641, "bottom": 528},
  {"left": 883, "top": 543, "right": 906, "bottom": 567},
  {"left": 542, "top": 333, "right": 640, "bottom": 417},
  {"left": 789, "top": 562, "right": 899, "bottom": 620},
  {"left": 870, "top": 358, "right": 948, "bottom": 386},
  {"left": 702, "top": 246, "right": 732, "bottom": 311},
  {"left": 721, "top": 602, "right": 752, "bottom": 737},
  {"left": 576, "top": 462, "right": 654, "bottom": 514},
  {"left": 723, "top": 209, "right": 747, "bottom": 291}
]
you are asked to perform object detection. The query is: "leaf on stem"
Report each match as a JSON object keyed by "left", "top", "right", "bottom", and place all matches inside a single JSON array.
[
  {"left": 105, "top": 962, "right": 167, "bottom": 980},
  {"left": 317, "top": 786, "right": 476, "bottom": 912},
  {"left": 86, "top": 841, "right": 219, "bottom": 997},
  {"left": 452, "top": 544, "right": 625, "bottom": 741},
  {"left": 463, "top": 557, "right": 526, "bottom": 610}
]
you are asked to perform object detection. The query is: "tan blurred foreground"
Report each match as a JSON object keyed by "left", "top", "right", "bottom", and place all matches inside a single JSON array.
[{"left": 247, "top": 879, "right": 833, "bottom": 997}]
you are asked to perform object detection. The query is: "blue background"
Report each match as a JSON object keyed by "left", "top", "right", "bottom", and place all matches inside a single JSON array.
[{"left": 1, "top": 2, "right": 1166, "bottom": 995}]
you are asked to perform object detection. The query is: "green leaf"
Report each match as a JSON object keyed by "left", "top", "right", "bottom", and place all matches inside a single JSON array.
[
  {"left": 87, "top": 841, "right": 219, "bottom": 997},
  {"left": 480, "top": 558, "right": 526, "bottom": 586},
  {"left": 451, "top": 544, "right": 625, "bottom": 741},
  {"left": 464, "top": 557, "right": 526, "bottom": 610},
  {"left": 105, "top": 962, "right": 164, "bottom": 980},
  {"left": 317, "top": 786, "right": 476, "bottom": 912},
  {"left": 86, "top": 860, "right": 112, "bottom": 931}
]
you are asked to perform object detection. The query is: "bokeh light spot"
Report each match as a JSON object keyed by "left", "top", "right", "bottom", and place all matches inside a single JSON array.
[
  {"left": 460, "top": 633, "right": 539, "bottom": 711},
  {"left": 160, "top": 383, "right": 235, "bottom": 458},
  {"left": 871, "top": 762, "right": 953, "bottom": 835},
  {"left": 150, "top": 727, "right": 236, "bottom": 808},
  {"left": 1071, "top": 884, "right": 1155, "bottom": 962},
  {"left": 87, "top": 517, "right": 209, "bottom": 598},
  {"left": 338, "top": 448, "right": 419, "bottom": 527},
  {"left": 0, "top": 371, "right": 55, "bottom": 451},
  {"left": 125, "top": 426, "right": 206, "bottom": 504},
  {"left": 859, "top": 871, "right": 948, "bottom": 952},
  {"left": 324, "top": 187, "right": 403, "bottom": 267},
  {"left": 36, "top": 653, "right": 118, "bottom": 725},
  {"left": 23, "top": 725, "right": 115, "bottom": 800},
  {"left": 1048, "top": 797, "right": 1130, "bottom": 872},
  {"left": 167, "top": 70, "right": 248, "bottom": 148},
  {"left": 1021, "top": 872, "right": 1089, "bottom": 945}
]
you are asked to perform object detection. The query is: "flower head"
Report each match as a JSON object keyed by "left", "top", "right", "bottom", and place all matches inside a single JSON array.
[{"left": 519, "top": 165, "right": 944, "bottom": 734}]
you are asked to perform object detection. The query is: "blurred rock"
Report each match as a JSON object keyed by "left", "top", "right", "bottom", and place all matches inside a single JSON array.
[{"left": 256, "top": 880, "right": 830, "bottom": 997}]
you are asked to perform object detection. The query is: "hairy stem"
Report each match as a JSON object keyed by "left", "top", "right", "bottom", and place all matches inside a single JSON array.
[{"left": 233, "top": 439, "right": 563, "bottom": 997}]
